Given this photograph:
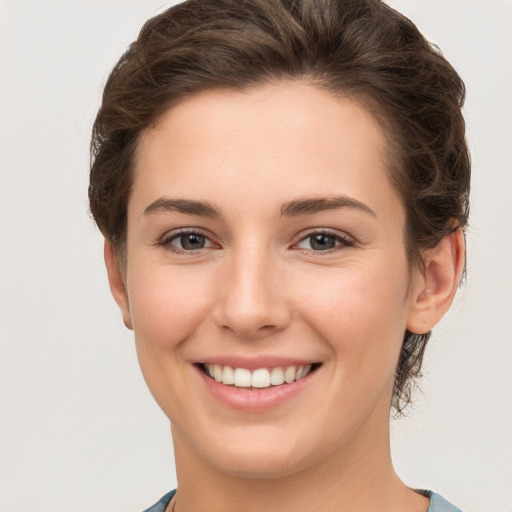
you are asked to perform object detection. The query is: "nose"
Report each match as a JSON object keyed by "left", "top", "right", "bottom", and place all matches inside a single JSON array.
[{"left": 212, "top": 247, "right": 291, "bottom": 340}]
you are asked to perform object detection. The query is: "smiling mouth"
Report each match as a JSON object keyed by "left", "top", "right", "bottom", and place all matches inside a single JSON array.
[{"left": 197, "top": 363, "right": 321, "bottom": 389}]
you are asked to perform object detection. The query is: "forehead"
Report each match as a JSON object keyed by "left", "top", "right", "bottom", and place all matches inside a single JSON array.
[{"left": 132, "top": 81, "right": 401, "bottom": 220}]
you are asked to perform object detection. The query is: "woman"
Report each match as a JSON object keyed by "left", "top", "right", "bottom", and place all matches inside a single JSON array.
[{"left": 89, "top": 0, "right": 470, "bottom": 511}]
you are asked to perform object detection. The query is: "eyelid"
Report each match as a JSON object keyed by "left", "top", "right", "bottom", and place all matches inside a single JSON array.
[
  {"left": 156, "top": 227, "right": 355, "bottom": 254},
  {"left": 292, "top": 228, "right": 356, "bottom": 251},
  {"left": 157, "top": 227, "right": 219, "bottom": 253}
]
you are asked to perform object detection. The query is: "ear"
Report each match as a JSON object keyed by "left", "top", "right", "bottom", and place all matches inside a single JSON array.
[
  {"left": 104, "top": 239, "right": 133, "bottom": 330},
  {"left": 407, "top": 229, "right": 465, "bottom": 334}
]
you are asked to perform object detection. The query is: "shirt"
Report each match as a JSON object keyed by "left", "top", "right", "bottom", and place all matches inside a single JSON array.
[{"left": 142, "top": 489, "right": 462, "bottom": 512}]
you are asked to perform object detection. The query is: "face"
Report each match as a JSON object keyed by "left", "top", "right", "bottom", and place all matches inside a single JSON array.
[{"left": 112, "top": 82, "right": 427, "bottom": 478}]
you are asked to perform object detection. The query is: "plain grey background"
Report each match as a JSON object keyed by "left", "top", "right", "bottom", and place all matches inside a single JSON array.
[{"left": 1, "top": 1, "right": 511, "bottom": 511}]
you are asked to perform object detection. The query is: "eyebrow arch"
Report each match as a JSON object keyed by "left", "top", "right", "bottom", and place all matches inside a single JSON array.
[
  {"left": 280, "top": 196, "right": 376, "bottom": 217},
  {"left": 143, "top": 197, "right": 224, "bottom": 219}
]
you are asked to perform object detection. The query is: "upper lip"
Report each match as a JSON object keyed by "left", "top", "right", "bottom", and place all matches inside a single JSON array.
[{"left": 194, "top": 355, "right": 321, "bottom": 370}]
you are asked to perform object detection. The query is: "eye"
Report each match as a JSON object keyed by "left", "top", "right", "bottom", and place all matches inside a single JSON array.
[
  {"left": 295, "top": 231, "right": 354, "bottom": 252},
  {"left": 160, "top": 230, "right": 216, "bottom": 252}
]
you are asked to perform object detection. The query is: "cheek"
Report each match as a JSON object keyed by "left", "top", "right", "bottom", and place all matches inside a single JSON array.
[
  {"left": 296, "top": 262, "right": 410, "bottom": 373},
  {"left": 127, "top": 264, "right": 213, "bottom": 351},
  {"left": 125, "top": 264, "right": 216, "bottom": 416}
]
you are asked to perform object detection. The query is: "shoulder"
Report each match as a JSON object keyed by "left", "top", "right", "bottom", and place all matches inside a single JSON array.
[
  {"left": 422, "top": 490, "right": 463, "bottom": 512},
  {"left": 141, "top": 490, "right": 176, "bottom": 512}
]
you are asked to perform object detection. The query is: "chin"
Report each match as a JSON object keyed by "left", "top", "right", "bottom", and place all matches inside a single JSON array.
[
  {"left": 194, "top": 426, "right": 321, "bottom": 480},
  {"left": 210, "top": 448, "right": 310, "bottom": 480}
]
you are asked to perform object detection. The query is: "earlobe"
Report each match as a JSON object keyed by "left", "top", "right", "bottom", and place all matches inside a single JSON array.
[
  {"left": 104, "top": 239, "right": 133, "bottom": 330},
  {"left": 407, "top": 229, "right": 465, "bottom": 334}
]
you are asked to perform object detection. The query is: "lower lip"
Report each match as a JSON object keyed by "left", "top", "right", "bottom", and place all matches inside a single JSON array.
[{"left": 196, "top": 366, "right": 317, "bottom": 412}]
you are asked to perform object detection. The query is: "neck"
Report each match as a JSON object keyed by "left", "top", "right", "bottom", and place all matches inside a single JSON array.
[{"left": 169, "top": 413, "right": 428, "bottom": 512}]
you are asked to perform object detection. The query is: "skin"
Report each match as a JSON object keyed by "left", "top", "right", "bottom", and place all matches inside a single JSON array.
[{"left": 105, "top": 82, "right": 464, "bottom": 512}]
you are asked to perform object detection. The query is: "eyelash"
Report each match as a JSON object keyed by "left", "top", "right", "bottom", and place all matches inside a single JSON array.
[
  {"left": 157, "top": 228, "right": 355, "bottom": 254},
  {"left": 158, "top": 228, "right": 216, "bottom": 254},
  {"left": 293, "top": 229, "right": 355, "bottom": 254}
]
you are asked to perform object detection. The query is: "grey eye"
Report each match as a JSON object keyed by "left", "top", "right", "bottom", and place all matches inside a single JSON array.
[
  {"left": 175, "top": 233, "right": 207, "bottom": 250},
  {"left": 161, "top": 230, "right": 216, "bottom": 253},
  {"left": 295, "top": 232, "right": 354, "bottom": 252},
  {"left": 308, "top": 234, "right": 336, "bottom": 250}
]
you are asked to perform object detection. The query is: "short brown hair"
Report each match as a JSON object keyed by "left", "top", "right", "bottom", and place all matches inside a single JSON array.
[{"left": 89, "top": 0, "right": 470, "bottom": 413}]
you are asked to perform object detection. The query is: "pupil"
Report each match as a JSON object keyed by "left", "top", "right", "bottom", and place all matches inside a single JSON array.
[
  {"left": 311, "top": 234, "right": 335, "bottom": 250},
  {"left": 181, "top": 234, "right": 205, "bottom": 250}
]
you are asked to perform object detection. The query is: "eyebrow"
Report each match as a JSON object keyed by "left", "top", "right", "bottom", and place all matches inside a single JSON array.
[
  {"left": 280, "top": 196, "right": 376, "bottom": 217},
  {"left": 142, "top": 195, "right": 376, "bottom": 219},
  {"left": 143, "top": 197, "right": 224, "bottom": 219}
]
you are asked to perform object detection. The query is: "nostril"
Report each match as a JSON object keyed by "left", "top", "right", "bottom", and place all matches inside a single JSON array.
[{"left": 219, "top": 322, "right": 278, "bottom": 337}]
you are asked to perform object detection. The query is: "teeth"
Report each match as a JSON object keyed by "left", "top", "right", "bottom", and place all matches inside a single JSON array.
[
  {"left": 204, "top": 363, "right": 315, "bottom": 388},
  {"left": 222, "top": 365, "right": 234, "bottom": 385},
  {"left": 295, "top": 364, "right": 312, "bottom": 380},
  {"left": 270, "top": 367, "right": 284, "bottom": 385},
  {"left": 213, "top": 364, "right": 223, "bottom": 382},
  {"left": 284, "top": 366, "right": 296, "bottom": 383},
  {"left": 251, "top": 368, "right": 271, "bottom": 388},
  {"left": 234, "top": 368, "right": 252, "bottom": 387}
]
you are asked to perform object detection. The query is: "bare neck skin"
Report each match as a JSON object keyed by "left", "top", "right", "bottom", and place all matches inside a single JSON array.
[{"left": 170, "top": 402, "right": 429, "bottom": 512}]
